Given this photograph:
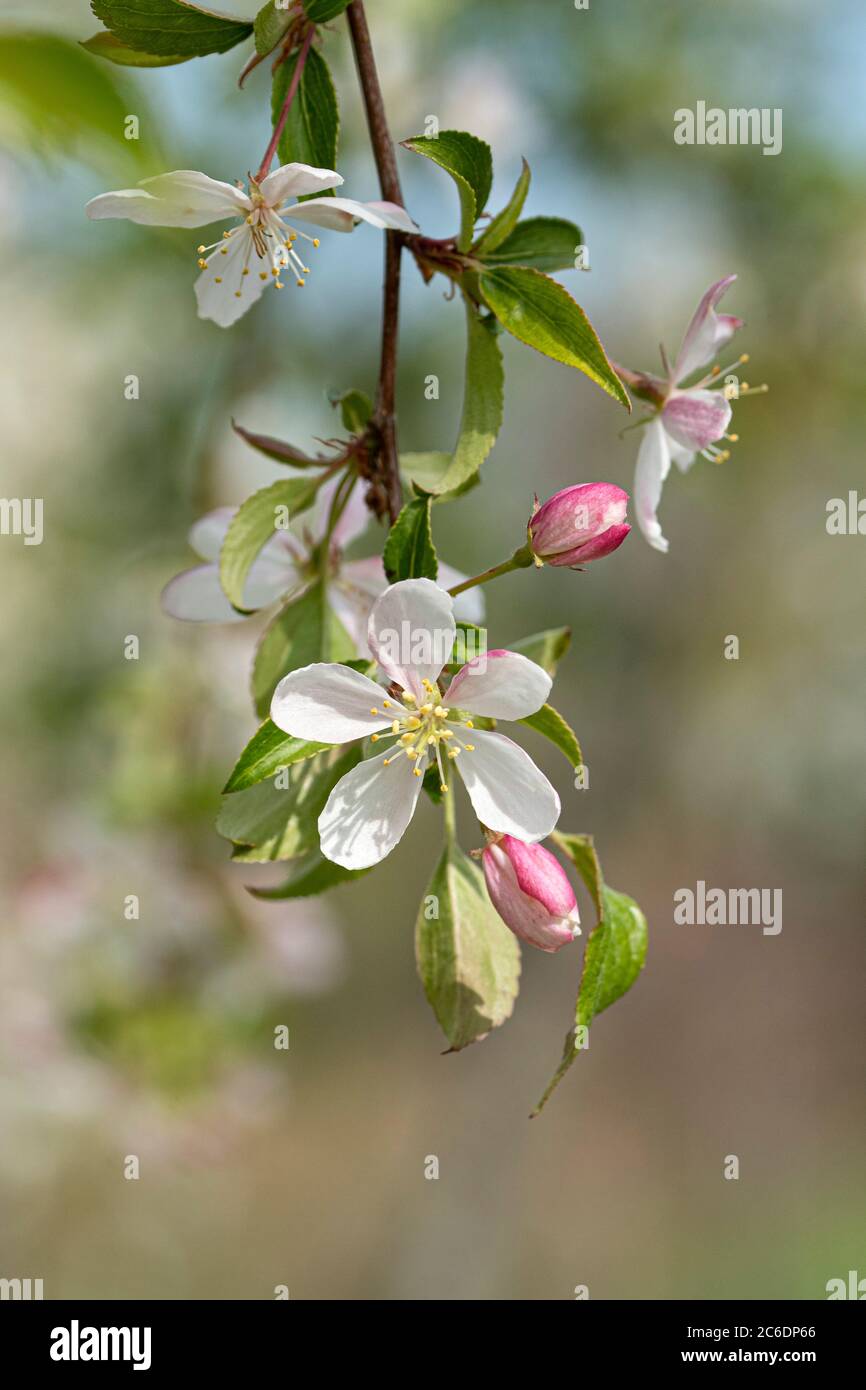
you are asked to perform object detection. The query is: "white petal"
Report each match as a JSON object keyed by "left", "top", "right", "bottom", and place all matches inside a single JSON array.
[
  {"left": 319, "top": 749, "right": 423, "bottom": 869},
  {"left": 194, "top": 228, "right": 270, "bottom": 327},
  {"left": 289, "top": 196, "right": 419, "bottom": 234},
  {"left": 242, "top": 546, "right": 300, "bottom": 610},
  {"left": 188, "top": 507, "right": 236, "bottom": 561},
  {"left": 367, "top": 579, "right": 455, "bottom": 700},
  {"left": 634, "top": 418, "right": 672, "bottom": 553},
  {"left": 270, "top": 663, "right": 392, "bottom": 743},
  {"left": 160, "top": 564, "right": 245, "bottom": 623},
  {"left": 328, "top": 557, "right": 388, "bottom": 656},
  {"left": 436, "top": 562, "right": 486, "bottom": 626},
  {"left": 455, "top": 729, "right": 560, "bottom": 842},
  {"left": 446, "top": 650, "right": 551, "bottom": 719},
  {"left": 260, "top": 163, "right": 343, "bottom": 205},
  {"left": 86, "top": 171, "right": 248, "bottom": 228},
  {"left": 673, "top": 274, "right": 742, "bottom": 382}
]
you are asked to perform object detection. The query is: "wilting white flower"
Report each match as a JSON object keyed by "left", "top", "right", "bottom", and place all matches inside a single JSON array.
[
  {"left": 86, "top": 163, "right": 417, "bottom": 327},
  {"left": 270, "top": 579, "right": 561, "bottom": 869},
  {"left": 615, "top": 275, "right": 765, "bottom": 553},
  {"left": 161, "top": 482, "right": 483, "bottom": 655}
]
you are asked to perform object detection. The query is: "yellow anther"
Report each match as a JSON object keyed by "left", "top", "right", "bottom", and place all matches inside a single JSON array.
[
  {"left": 215, "top": 277, "right": 223, "bottom": 284},
  {"left": 242, "top": 268, "right": 250, "bottom": 276},
  {"left": 739, "top": 353, "right": 750, "bottom": 364},
  {"left": 312, "top": 238, "right": 320, "bottom": 247},
  {"left": 296, "top": 279, "right": 305, "bottom": 287},
  {"left": 391, "top": 720, "right": 401, "bottom": 735},
  {"left": 197, "top": 245, "right": 206, "bottom": 254},
  {"left": 220, "top": 247, "right": 228, "bottom": 256},
  {"left": 465, "top": 744, "right": 475, "bottom": 752},
  {"left": 440, "top": 729, "right": 454, "bottom": 740},
  {"left": 434, "top": 706, "right": 448, "bottom": 719},
  {"left": 224, "top": 230, "right": 233, "bottom": 239},
  {"left": 407, "top": 747, "right": 419, "bottom": 759},
  {"left": 447, "top": 749, "right": 459, "bottom": 759},
  {"left": 440, "top": 783, "right": 447, "bottom": 793},
  {"left": 260, "top": 272, "right": 269, "bottom": 281},
  {"left": 420, "top": 703, "right": 433, "bottom": 716},
  {"left": 383, "top": 757, "right": 393, "bottom": 766},
  {"left": 382, "top": 700, "right": 392, "bottom": 708},
  {"left": 402, "top": 692, "right": 416, "bottom": 705},
  {"left": 370, "top": 708, "right": 379, "bottom": 715},
  {"left": 465, "top": 720, "right": 474, "bottom": 729},
  {"left": 711, "top": 364, "right": 721, "bottom": 375},
  {"left": 405, "top": 716, "right": 421, "bottom": 731},
  {"left": 427, "top": 734, "right": 437, "bottom": 745},
  {"left": 276, "top": 282, "right": 285, "bottom": 289},
  {"left": 422, "top": 679, "right": 434, "bottom": 690},
  {"left": 235, "top": 291, "right": 242, "bottom": 298},
  {"left": 198, "top": 259, "right": 208, "bottom": 269},
  {"left": 371, "top": 733, "right": 380, "bottom": 742},
  {"left": 413, "top": 767, "right": 423, "bottom": 777},
  {"left": 727, "top": 433, "right": 739, "bottom": 442}
]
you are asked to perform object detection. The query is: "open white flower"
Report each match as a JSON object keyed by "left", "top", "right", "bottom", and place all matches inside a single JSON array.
[
  {"left": 270, "top": 579, "right": 561, "bottom": 869},
  {"left": 86, "top": 163, "right": 418, "bottom": 327},
  {"left": 160, "top": 483, "right": 484, "bottom": 656}
]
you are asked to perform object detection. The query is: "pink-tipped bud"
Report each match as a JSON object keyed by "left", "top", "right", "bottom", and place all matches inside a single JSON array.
[
  {"left": 529, "top": 482, "right": 630, "bottom": 567},
  {"left": 482, "top": 835, "right": 580, "bottom": 953}
]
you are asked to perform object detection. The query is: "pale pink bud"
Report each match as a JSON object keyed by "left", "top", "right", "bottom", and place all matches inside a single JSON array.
[
  {"left": 482, "top": 835, "right": 580, "bottom": 953},
  {"left": 529, "top": 482, "right": 630, "bottom": 567}
]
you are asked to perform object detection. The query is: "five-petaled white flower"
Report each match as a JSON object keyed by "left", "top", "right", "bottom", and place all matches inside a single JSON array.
[
  {"left": 270, "top": 579, "right": 561, "bottom": 869},
  {"left": 616, "top": 274, "right": 763, "bottom": 553},
  {"left": 160, "top": 482, "right": 484, "bottom": 656},
  {"left": 86, "top": 163, "right": 417, "bottom": 328}
]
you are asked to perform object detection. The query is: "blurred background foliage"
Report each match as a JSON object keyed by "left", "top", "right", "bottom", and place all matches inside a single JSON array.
[{"left": 0, "top": 0, "right": 864, "bottom": 1298}]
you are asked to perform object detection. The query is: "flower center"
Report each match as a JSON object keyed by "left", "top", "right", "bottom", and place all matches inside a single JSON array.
[
  {"left": 368, "top": 678, "right": 476, "bottom": 792},
  {"left": 194, "top": 199, "right": 321, "bottom": 300}
]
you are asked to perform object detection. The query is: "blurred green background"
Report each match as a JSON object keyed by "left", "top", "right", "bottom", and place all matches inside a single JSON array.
[{"left": 0, "top": 0, "right": 864, "bottom": 1299}]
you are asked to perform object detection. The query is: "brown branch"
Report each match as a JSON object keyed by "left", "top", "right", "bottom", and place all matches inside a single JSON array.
[{"left": 346, "top": 0, "right": 404, "bottom": 525}]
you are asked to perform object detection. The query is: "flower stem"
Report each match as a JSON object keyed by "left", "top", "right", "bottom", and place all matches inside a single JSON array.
[
  {"left": 346, "top": 0, "right": 404, "bottom": 526},
  {"left": 255, "top": 26, "right": 314, "bottom": 183},
  {"left": 447, "top": 545, "right": 534, "bottom": 598}
]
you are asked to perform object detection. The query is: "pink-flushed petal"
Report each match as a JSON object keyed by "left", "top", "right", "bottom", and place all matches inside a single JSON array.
[
  {"left": 270, "top": 663, "right": 392, "bottom": 744},
  {"left": 634, "top": 418, "right": 672, "bottom": 553},
  {"left": 188, "top": 507, "right": 236, "bottom": 562},
  {"left": 455, "top": 729, "right": 560, "bottom": 842},
  {"left": 500, "top": 835, "right": 577, "bottom": 917},
  {"left": 530, "top": 482, "right": 629, "bottom": 557},
  {"left": 86, "top": 171, "right": 249, "bottom": 228},
  {"left": 546, "top": 522, "right": 631, "bottom": 567},
  {"left": 194, "top": 228, "right": 269, "bottom": 327},
  {"left": 367, "top": 579, "right": 455, "bottom": 700},
  {"left": 259, "top": 163, "right": 343, "bottom": 205},
  {"left": 160, "top": 564, "right": 245, "bottom": 623},
  {"left": 446, "top": 649, "right": 551, "bottom": 720},
  {"left": 328, "top": 556, "right": 389, "bottom": 657},
  {"left": 314, "top": 477, "right": 371, "bottom": 549},
  {"left": 482, "top": 840, "right": 579, "bottom": 953},
  {"left": 289, "top": 196, "right": 419, "bottom": 234},
  {"left": 667, "top": 435, "right": 697, "bottom": 474},
  {"left": 662, "top": 390, "right": 732, "bottom": 452},
  {"left": 318, "top": 748, "right": 424, "bottom": 869},
  {"left": 436, "top": 562, "right": 486, "bottom": 626},
  {"left": 673, "top": 274, "right": 743, "bottom": 383}
]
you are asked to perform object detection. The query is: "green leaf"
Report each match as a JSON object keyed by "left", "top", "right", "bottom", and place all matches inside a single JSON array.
[
  {"left": 480, "top": 267, "right": 630, "bottom": 409},
  {"left": 402, "top": 130, "right": 493, "bottom": 251},
  {"left": 479, "top": 216, "right": 583, "bottom": 273},
  {"left": 254, "top": 1, "right": 292, "bottom": 56},
  {"left": 218, "top": 746, "right": 360, "bottom": 862},
  {"left": 531, "top": 834, "right": 647, "bottom": 1116},
  {"left": 273, "top": 46, "right": 338, "bottom": 196},
  {"left": 252, "top": 582, "right": 356, "bottom": 718},
  {"left": 304, "top": 0, "right": 351, "bottom": 20},
  {"left": 473, "top": 157, "right": 530, "bottom": 256},
  {"left": 0, "top": 32, "right": 152, "bottom": 175},
  {"left": 519, "top": 703, "right": 582, "bottom": 771},
  {"left": 401, "top": 452, "right": 478, "bottom": 503},
  {"left": 250, "top": 847, "right": 368, "bottom": 899},
  {"left": 383, "top": 497, "right": 438, "bottom": 582},
  {"left": 416, "top": 841, "right": 521, "bottom": 1051},
  {"left": 426, "top": 301, "right": 504, "bottom": 497},
  {"left": 223, "top": 719, "right": 329, "bottom": 793},
  {"left": 219, "top": 477, "right": 321, "bottom": 611},
  {"left": 509, "top": 627, "right": 571, "bottom": 676},
  {"left": 91, "top": 1, "right": 253, "bottom": 58},
  {"left": 232, "top": 419, "right": 323, "bottom": 467},
  {"left": 81, "top": 32, "right": 189, "bottom": 66},
  {"left": 329, "top": 388, "right": 372, "bottom": 435}
]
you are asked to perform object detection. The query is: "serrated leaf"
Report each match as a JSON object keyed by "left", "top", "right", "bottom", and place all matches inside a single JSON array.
[
  {"left": 531, "top": 833, "right": 647, "bottom": 1116},
  {"left": 402, "top": 130, "right": 493, "bottom": 251},
  {"left": 509, "top": 627, "right": 571, "bottom": 676},
  {"left": 383, "top": 497, "right": 438, "bottom": 582},
  {"left": 253, "top": 1, "right": 292, "bottom": 57},
  {"left": 250, "top": 847, "right": 368, "bottom": 898},
  {"left": 426, "top": 301, "right": 504, "bottom": 496},
  {"left": 91, "top": 0, "right": 253, "bottom": 58},
  {"left": 218, "top": 746, "right": 360, "bottom": 862},
  {"left": 232, "top": 419, "right": 323, "bottom": 467},
  {"left": 480, "top": 267, "right": 630, "bottom": 409},
  {"left": 82, "top": 32, "right": 189, "bottom": 66},
  {"left": 519, "top": 703, "right": 582, "bottom": 771},
  {"left": 329, "top": 388, "right": 372, "bottom": 435},
  {"left": 473, "top": 157, "right": 530, "bottom": 256},
  {"left": 479, "top": 216, "right": 583, "bottom": 273},
  {"left": 273, "top": 46, "right": 338, "bottom": 196},
  {"left": 252, "top": 581, "right": 356, "bottom": 718},
  {"left": 0, "top": 32, "right": 152, "bottom": 175},
  {"left": 304, "top": 0, "right": 350, "bottom": 20},
  {"left": 219, "top": 477, "right": 320, "bottom": 611},
  {"left": 223, "top": 719, "right": 329, "bottom": 793},
  {"left": 416, "top": 841, "right": 521, "bottom": 1051},
  {"left": 401, "top": 452, "right": 479, "bottom": 503}
]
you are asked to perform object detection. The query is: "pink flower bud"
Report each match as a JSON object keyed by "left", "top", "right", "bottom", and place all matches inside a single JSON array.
[
  {"left": 529, "top": 482, "right": 630, "bottom": 567},
  {"left": 482, "top": 835, "right": 580, "bottom": 953}
]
